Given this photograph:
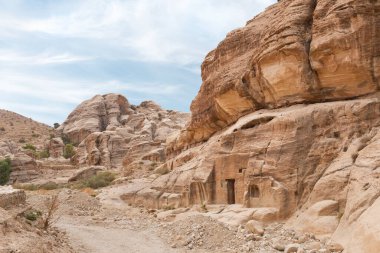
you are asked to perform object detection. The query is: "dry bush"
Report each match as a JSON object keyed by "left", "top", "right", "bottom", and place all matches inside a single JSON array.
[{"left": 43, "top": 194, "right": 60, "bottom": 230}]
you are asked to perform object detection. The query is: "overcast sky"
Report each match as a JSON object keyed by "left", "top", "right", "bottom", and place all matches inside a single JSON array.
[{"left": 0, "top": 0, "right": 276, "bottom": 125}]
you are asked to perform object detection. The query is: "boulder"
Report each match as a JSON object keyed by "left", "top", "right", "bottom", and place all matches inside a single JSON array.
[
  {"left": 68, "top": 166, "right": 106, "bottom": 182},
  {"left": 284, "top": 244, "right": 301, "bottom": 253},
  {"left": 245, "top": 220, "right": 264, "bottom": 236},
  {"left": 252, "top": 208, "right": 279, "bottom": 223},
  {"left": 0, "top": 186, "right": 26, "bottom": 209},
  {"left": 9, "top": 153, "right": 39, "bottom": 183},
  {"left": 288, "top": 200, "right": 339, "bottom": 236}
]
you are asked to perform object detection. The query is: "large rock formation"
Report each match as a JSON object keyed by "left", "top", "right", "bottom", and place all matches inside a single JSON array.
[
  {"left": 169, "top": 0, "right": 380, "bottom": 153},
  {"left": 60, "top": 94, "right": 189, "bottom": 171},
  {"left": 59, "top": 94, "right": 131, "bottom": 145},
  {"left": 121, "top": 1, "right": 380, "bottom": 252}
]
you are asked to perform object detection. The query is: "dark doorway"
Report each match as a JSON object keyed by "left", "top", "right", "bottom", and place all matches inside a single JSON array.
[
  {"left": 249, "top": 184, "right": 260, "bottom": 198},
  {"left": 226, "top": 179, "right": 236, "bottom": 204}
]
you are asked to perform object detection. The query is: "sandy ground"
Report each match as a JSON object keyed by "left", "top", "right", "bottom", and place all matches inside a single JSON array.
[
  {"left": 57, "top": 216, "right": 178, "bottom": 253},
  {"left": 19, "top": 187, "right": 331, "bottom": 253}
]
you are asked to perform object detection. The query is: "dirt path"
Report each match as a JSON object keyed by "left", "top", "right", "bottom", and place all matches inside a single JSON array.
[{"left": 57, "top": 216, "right": 179, "bottom": 253}]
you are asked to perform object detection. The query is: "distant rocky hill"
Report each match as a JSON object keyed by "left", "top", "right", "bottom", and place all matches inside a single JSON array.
[
  {"left": 0, "top": 109, "right": 53, "bottom": 149},
  {"left": 58, "top": 93, "right": 189, "bottom": 174}
]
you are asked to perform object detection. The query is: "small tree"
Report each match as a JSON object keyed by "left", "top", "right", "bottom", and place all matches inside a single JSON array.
[
  {"left": 53, "top": 123, "right": 60, "bottom": 129},
  {"left": 0, "top": 158, "right": 12, "bottom": 185},
  {"left": 63, "top": 144, "right": 75, "bottom": 159}
]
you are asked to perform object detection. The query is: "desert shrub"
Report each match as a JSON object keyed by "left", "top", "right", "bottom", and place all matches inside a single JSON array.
[
  {"left": 37, "top": 150, "right": 50, "bottom": 159},
  {"left": 18, "top": 138, "right": 26, "bottom": 143},
  {"left": 84, "top": 172, "right": 116, "bottom": 189},
  {"left": 63, "top": 144, "right": 75, "bottom": 159},
  {"left": 0, "top": 158, "right": 12, "bottom": 185},
  {"left": 53, "top": 123, "right": 60, "bottom": 129},
  {"left": 24, "top": 209, "right": 42, "bottom": 221},
  {"left": 23, "top": 143, "right": 36, "bottom": 151},
  {"left": 43, "top": 194, "right": 60, "bottom": 230},
  {"left": 32, "top": 133, "right": 40, "bottom": 138},
  {"left": 13, "top": 182, "right": 60, "bottom": 191},
  {"left": 40, "top": 181, "right": 59, "bottom": 190},
  {"left": 74, "top": 171, "right": 116, "bottom": 189},
  {"left": 61, "top": 134, "right": 71, "bottom": 145},
  {"left": 0, "top": 127, "right": 5, "bottom": 131}
]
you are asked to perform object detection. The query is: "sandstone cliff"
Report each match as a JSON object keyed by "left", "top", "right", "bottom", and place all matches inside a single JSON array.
[
  {"left": 59, "top": 94, "right": 189, "bottom": 172},
  {"left": 168, "top": 0, "right": 380, "bottom": 153},
  {"left": 121, "top": 1, "right": 380, "bottom": 252}
]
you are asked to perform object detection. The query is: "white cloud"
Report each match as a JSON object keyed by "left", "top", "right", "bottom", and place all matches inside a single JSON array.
[
  {"left": 0, "top": 0, "right": 277, "bottom": 124},
  {"left": 0, "top": 50, "right": 93, "bottom": 65},
  {"left": 0, "top": 70, "right": 182, "bottom": 105},
  {"left": 0, "top": 0, "right": 276, "bottom": 65}
]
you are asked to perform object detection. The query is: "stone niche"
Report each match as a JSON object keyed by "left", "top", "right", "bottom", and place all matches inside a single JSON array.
[
  {"left": 194, "top": 154, "right": 290, "bottom": 218},
  {"left": 213, "top": 154, "right": 249, "bottom": 205},
  {"left": 244, "top": 176, "right": 288, "bottom": 218}
]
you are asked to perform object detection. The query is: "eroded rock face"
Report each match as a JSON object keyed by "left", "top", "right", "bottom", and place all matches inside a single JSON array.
[
  {"left": 9, "top": 153, "right": 39, "bottom": 183},
  {"left": 169, "top": 0, "right": 380, "bottom": 153},
  {"left": 125, "top": 95, "right": 380, "bottom": 252},
  {"left": 46, "top": 137, "right": 64, "bottom": 158},
  {"left": 61, "top": 94, "right": 189, "bottom": 171},
  {"left": 0, "top": 186, "right": 26, "bottom": 209},
  {"left": 59, "top": 93, "right": 131, "bottom": 145},
  {"left": 126, "top": 97, "right": 380, "bottom": 210}
]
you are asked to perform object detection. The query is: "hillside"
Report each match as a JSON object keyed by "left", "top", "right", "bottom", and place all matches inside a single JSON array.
[{"left": 0, "top": 109, "right": 53, "bottom": 149}]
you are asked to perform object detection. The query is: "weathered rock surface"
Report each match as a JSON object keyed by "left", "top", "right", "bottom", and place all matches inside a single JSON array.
[
  {"left": 9, "top": 153, "right": 39, "bottom": 183},
  {"left": 168, "top": 0, "right": 380, "bottom": 153},
  {"left": 127, "top": 97, "right": 380, "bottom": 212},
  {"left": 68, "top": 166, "right": 105, "bottom": 182},
  {"left": 59, "top": 93, "right": 131, "bottom": 145},
  {"left": 246, "top": 220, "right": 264, "bottom": 236},
  {"left": 0, "top": 186, "right": 26, "bottom": 208},
  {"left": 46, "top": 137, "right": 65, "bottom": 158},
  {"left": 119, "top": 1, "right": 380, "bottom": 252},
  {"left": 60, "top": 94, "right": 189, "bottom": 171}
]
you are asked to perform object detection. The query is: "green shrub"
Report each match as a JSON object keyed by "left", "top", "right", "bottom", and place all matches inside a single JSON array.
[
  {"left": 23, "top": 143, "right": 36, "bottom": 151},
  {"left": 84, "top": 172, "right": 116, "bottom": 189},
  {"left": 63, "top": 144, "right": 75, "bottom": 159},
  {"left": 0, "top": 158, "right": 11, "bottom": 185},
  {"left": 37, "top": 150, "right": 50, "bottom": 159},
  {"left": 24, "top": 210, "right": 42, "bottom": 221},
  {"left": 68, "top": 172, "right": 116, "bottom": 190}
]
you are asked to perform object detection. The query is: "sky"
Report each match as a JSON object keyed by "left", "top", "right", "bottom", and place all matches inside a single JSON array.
[{"left": 0, "top": 0, "right": 276, "bottom": 126}]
